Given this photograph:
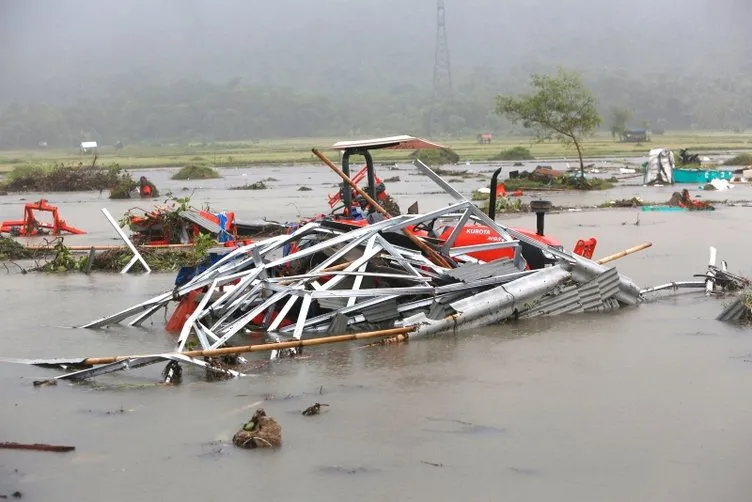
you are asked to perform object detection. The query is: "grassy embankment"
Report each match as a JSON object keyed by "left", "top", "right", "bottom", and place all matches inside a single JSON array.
[{"left": 1, "top": 131, "right": 751, "bottom": 174}]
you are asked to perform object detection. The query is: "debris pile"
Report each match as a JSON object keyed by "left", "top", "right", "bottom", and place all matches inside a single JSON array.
[
  {"left": 232, "top": 408, "right": 282, "bottom": 449},
  {"left": 667, "top": 189, "right": 715, "bottom": 210},
  {"left": 3, "top": 139, "right": 648, "bottom": 385}
]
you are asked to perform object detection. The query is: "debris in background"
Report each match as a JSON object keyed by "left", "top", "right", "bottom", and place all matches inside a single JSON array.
[
  {"left": 667, "top": 189, "right": 714, "bottom": 210},
  {"left": 232, "top": 408, "right": 282, "bottom": 449},
  {"left": 0, "top": 199, "right": 85, "bottom": 236},
  {"left": 302, "top": 403, "right": 329, "bottom": 416},
  {"left": 229, "top": 181, "right": 267, "bottom": 190}
]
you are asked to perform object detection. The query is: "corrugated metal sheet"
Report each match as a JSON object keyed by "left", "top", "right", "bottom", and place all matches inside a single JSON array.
[
  {"left": 716, "top": 297, "right": 748, "bottom": 322},
  {"left": 520, "top": 268, "right": 621, "bottom": 318},
  {"left": 441, "top": 259, "right": 519, "bottom": 283},
  {"left": 317, "top": 297, "right": 349, "bottom": 310},
  {"left": 180, "top": 210, "right": 223, "bottom": 234},
  {"left": 362, "top": 298, "right": 399, "bottom": 323}
]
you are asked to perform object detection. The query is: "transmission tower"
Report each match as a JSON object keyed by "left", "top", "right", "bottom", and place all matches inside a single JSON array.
[
  {"left": 430, "top": 0, "right": 453, "bottom": 135},
  {"left": 433, "top": 0, "right": 453, "bottom": 102}
]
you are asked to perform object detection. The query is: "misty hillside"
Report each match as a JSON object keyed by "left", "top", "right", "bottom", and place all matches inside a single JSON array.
[
  {"left": 1, "top": 0, "right": 750, "bottom": 146},
  {"left": 2, "top": 0, "right": 748, "bottom": 101}
]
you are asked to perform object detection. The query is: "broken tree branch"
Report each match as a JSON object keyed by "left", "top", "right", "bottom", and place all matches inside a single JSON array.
[{"left": 0, "top": 442, "right": 75, "bottom": 453}]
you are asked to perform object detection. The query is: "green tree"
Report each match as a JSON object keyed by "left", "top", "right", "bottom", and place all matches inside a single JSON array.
[
  {"left": 609, "top": 106, "right": 632, "bottom": 140},
  {"left": 495, "top": 67, "right": 601, "bottom": 178}
]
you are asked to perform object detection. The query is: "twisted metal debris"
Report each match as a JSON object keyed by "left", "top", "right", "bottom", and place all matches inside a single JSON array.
[{"left": 6, "top": 160, "right": 644, "bottom": 383}]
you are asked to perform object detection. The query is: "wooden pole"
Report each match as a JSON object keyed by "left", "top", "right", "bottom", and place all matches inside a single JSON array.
[
  {"left": 595, "top": 242, "right": 652, "bottom": 265},
  {"left": 0, "top": 442, "right": 75, "bottom": 453},
  {"left": 311, "top": 148, "right": 452, "bottom": 268},
  {"left": 78, "top": 326, "right": 415, "bottom": 366}
]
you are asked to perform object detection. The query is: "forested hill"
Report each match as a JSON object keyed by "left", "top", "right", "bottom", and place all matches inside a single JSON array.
[{"left": 1, "top": 0, "right": 750, "bottom": 147}]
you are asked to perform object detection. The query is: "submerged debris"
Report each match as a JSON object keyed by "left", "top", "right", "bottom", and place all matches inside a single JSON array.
[
  {"left": 668, "top": 189, "right": 715, "bottom": 210},
  {"left": 232, "top": 408, "right": 282, "bottom": 449},
  {"left": 230, "top": 181, "right": 267, "bottom": 190},
  {"left": 302, "top": 403, "right": 329, "bottom": 416}
]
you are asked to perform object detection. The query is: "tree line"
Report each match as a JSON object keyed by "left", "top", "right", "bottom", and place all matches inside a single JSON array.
[{"left": 1, "top": 68, "right": 751, "bottom": 149}]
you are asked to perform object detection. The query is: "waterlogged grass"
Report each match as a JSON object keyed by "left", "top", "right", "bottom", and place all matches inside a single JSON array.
[{"left": 2, "top": 131, "right": 751, "bottom": 172}]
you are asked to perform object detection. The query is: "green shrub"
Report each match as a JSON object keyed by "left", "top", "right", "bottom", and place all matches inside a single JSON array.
[
  {"left": 412, "top": 148, "right": 460, "bottom": 166},
  {"left": 490, "top": 146, "right": 534, "bottom": 161},
  {"left": 172, "top": 163, "right": 221, "bottom": 180},
  {"left": 724, "top": 153, "right": 752, "bottom": 166}
]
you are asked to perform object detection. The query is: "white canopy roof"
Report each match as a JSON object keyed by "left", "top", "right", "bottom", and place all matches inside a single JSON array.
[{"left": 331, "top": 135, "right": 445, "bottom": 151}]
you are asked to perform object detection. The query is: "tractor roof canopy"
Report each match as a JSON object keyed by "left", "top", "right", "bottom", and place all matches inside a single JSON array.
[{"left": 331, "top": 135, "right": 445, "bottom": 151}]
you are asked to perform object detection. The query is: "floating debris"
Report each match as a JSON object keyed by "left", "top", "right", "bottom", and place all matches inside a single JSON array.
[
  {"left": 0, "top": 442, "right": 74, "bottom": 453},
  {"left": 232, "top": 408, "right": 282, "bottom": 449},
  {"left": 230, "top": 181, "right": 267, "bottom": 190},
  {"left": 302, "top": 403, "right": 329, "bottom": 416}
]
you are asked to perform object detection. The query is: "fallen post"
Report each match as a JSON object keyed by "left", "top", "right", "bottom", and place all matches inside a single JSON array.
[
  {"left": 0, "top": 442, "right": 75, "bottom": 453},
  {"left": 596, "top": 243, "right": 652, "bottom": 265}
]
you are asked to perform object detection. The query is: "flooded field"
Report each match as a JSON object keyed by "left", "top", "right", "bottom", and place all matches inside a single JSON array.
[{"left": 2, "top": 163, "right": 752, "bottom": 501}]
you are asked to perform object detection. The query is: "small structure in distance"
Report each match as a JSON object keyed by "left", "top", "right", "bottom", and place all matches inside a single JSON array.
[
  {"left": 478, "top": 133, "right": 493, "bottom": 144},
  {"left": 80, "top": 141, "right": 98, "bottom": 154}
]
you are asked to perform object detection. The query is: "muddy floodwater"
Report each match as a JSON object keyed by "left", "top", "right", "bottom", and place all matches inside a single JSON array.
[{"left": 2, "top": 163, "right": 752, "bottom": 501}]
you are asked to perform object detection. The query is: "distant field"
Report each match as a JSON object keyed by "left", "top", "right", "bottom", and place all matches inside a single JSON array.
[{"left": 1, "top": 131, "right": 751, "bottom": 173}]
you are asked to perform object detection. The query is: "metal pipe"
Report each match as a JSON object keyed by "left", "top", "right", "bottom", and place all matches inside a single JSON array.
[
  {"left": 341, "top": 150, "right": 352, "bottom": 213},
  {"left": 362, "top": 149, "right": 376, "bottom": 204}
]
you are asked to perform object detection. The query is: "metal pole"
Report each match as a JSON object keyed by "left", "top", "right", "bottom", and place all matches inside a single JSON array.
[{"left": 101, "top": 208, "right": 151, "bottom": 274}]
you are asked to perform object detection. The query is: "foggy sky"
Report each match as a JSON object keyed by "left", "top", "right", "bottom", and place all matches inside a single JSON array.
[{"left": 0, "top": 0, "right": 748, "bottom": 104}]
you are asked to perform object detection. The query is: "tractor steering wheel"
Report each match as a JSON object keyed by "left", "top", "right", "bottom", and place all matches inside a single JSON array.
[{"left": 411, "top": 219, "right": 436, "bottom": 235}]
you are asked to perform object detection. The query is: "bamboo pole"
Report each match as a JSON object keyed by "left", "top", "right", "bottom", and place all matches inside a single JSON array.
[
  {"left": 311, "top": 148, "right": 452, "bottom": 268},
  {"left": 595, "top": 242, "right": 652, "bottom": 264},
  {"left": 77, "top": 326, "right": 415, "bottom": 366},
  {"left": 23, "top": 243, "right": 195, "bottom": 252}
]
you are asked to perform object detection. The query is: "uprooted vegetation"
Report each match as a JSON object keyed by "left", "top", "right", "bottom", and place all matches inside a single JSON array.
[
  {"left": 0, "top": 235, "right": 32, "bottom": 260},
  {"left": 479, "top": 196, "right": 529, "bottom": 214},
  {"left": 411, "top": 148, "right": 460, "bottom": 166},
  {"left": 35, "top": 233, "right": 217, "bottom": 273},
  {"left": 723, "top": 153, "right": 752, "bottom": 166},
  {"left": 503, "top": 168, "right": 614, "bottom": 191},
  {"left": 599, "top": 197, "right": 645, "bottom": 208},
  {"left": 230, "top": 181, "right": 267, "bottom": 190},
  {"left": 171, "top": 163, "right": 221, "bottom": 180},
  {"left": 0, "top": 159, "right": 137, "bottom": 198},
  {"left": 490, "top": 146, "right": 535, "bottom": 161}
]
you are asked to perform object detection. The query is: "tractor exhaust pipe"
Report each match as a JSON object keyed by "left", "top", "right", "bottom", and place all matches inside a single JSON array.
[
  {"left": 529, "top": 200, "right": 552, "bottom": 236},
  {"left": 488, "top": 167, "right": 503, "bottom": 220}
]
